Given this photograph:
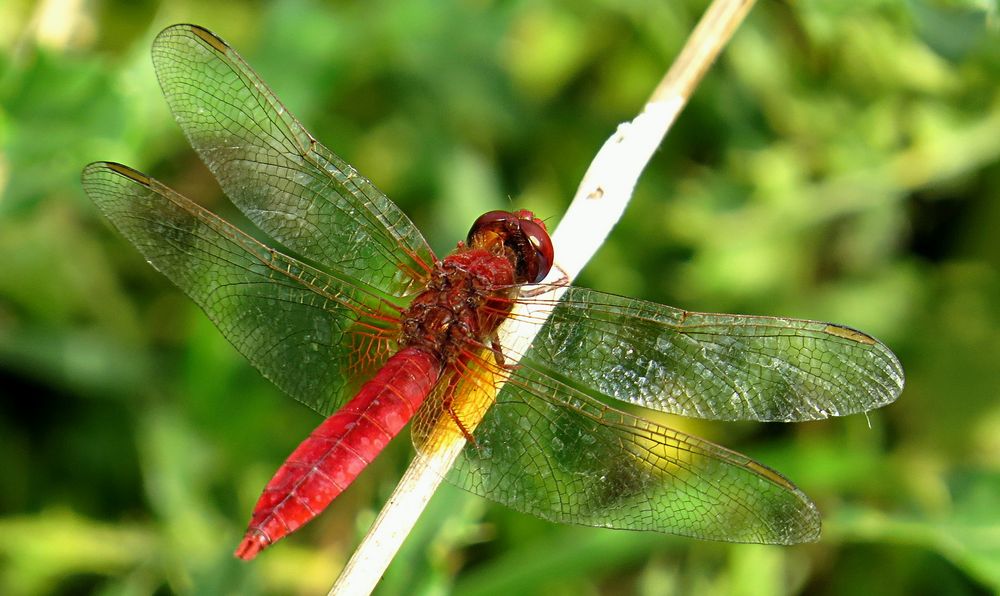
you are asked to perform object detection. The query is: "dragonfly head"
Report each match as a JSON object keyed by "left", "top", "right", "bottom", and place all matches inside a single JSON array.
[{"left": 467, "top": 210, "right": 553, "bottom": 284}]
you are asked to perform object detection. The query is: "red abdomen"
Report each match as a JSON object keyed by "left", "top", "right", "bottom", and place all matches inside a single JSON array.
[{"left": 235, "top": 346, "right": 441, "bottom": 560}]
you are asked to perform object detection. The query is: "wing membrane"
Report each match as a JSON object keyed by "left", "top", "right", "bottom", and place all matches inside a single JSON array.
[
  {"left": 82, "top": 162, "right": 400, "bottom": 416},
  {"left": 505, "top": 286, "right": 904, "bottom": 421},
  {"left": 150, "top": 24, "right": 434, "bottom": 296},
  {"left": 414, "top": 352, "right": 820, "bottom": 544}
]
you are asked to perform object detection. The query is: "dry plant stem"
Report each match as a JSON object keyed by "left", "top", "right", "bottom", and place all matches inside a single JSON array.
[{"left": 329, "top": 1, "right": 757, "bottom": 594}]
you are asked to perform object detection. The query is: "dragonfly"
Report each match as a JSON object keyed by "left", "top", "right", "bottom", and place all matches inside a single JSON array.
[{"left": 82, "top": 24, "right": 904, "bottom": 560}]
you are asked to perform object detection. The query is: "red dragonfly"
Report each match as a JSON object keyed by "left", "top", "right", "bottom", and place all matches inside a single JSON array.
[{"left": 82, "top": 24, "right": 903, "bottom": 560}]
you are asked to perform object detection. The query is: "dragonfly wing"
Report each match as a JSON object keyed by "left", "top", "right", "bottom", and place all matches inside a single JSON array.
[
  {"left": 507, "top": 286, "right": 904, "bottom": 422},
  {"left": 414, "top": 353, "right": 820, "bottom": 544},
  {"left": 150, "top": 24, "right": 434, "bottom": 296},
  {"left": 82, "top": 162, "right": 400, "bottom": 416}
]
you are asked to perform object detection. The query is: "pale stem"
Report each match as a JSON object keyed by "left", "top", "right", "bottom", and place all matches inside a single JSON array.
[{"left": 329, "top": 1, "right": 757, "bottom": 594}]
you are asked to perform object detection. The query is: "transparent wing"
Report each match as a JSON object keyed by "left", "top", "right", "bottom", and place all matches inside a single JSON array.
[
  {"left": 412, "top": 350, "right": 820, "bottom": 544},
  {"left": 505, "top": 286, "right": 904, "bottom": 422},
  {"left": 82, "top": 162, "right": 401, "bottom": 416},
  {"left": 150, "top": 24, "right": 434, "bottom": 296}
]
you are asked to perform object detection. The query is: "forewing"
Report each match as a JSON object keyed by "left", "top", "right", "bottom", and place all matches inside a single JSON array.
[
  {"left": 507, "top": 286, "right": 904, "bottom": 422},
  {"left": 150, "top": 24, "right": 434, "bottom": 296},
  {"left": 82, "top": 162, "right": 401, "bottom": 416},
  {"left": 414, "top": 352, "right": 821, "bottom": 544}
]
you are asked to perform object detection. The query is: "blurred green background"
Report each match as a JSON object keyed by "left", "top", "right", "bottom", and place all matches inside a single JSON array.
[{"left": 1, "top": 0, "right": 997, "bottom": 594}]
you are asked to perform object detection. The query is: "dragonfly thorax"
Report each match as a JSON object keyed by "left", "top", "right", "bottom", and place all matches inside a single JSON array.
[{"left": 399, "top": 248, "right": 519, "bottom": 364}]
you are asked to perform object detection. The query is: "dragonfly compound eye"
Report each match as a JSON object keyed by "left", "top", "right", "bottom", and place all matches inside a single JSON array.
[{"left": 517, "top": 217, "right": 553, "bottom": 283}]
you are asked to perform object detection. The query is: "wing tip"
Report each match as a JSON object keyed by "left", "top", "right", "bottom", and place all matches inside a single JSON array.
[
  {"left": 757, "top": 484, "right": 822, "bottom": 545},
  {"left": 823, "top": 322, "right": 906, "bottom": 412}
]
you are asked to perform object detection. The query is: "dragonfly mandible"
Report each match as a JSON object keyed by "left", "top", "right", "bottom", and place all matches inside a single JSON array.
[{"left": 81, "top": 24, "right": 904, "bottom": 559}]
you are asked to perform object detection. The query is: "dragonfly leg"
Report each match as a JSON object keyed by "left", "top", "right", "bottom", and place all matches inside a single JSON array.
[
  {"left": 489, "top": 337, "right": 507, "bottom": 368},
  {"left": 487, "top": 335, "right": 525, "bottom": 377},
  {"left": 441, "top": 366, "right": 478, "bottom": 447},
  {"left": 520, "top": 264, "right": 569, "bottom": 297}
]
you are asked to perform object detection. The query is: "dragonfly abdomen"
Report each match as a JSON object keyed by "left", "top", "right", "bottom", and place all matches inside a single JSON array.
[{"left": 235, "top": 346, "right": 442, "bottom": 560}]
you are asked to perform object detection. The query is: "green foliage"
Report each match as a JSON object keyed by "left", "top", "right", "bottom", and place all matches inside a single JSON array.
[{"left": 1, "top": 1, "right": 997, "bottom": 594}]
